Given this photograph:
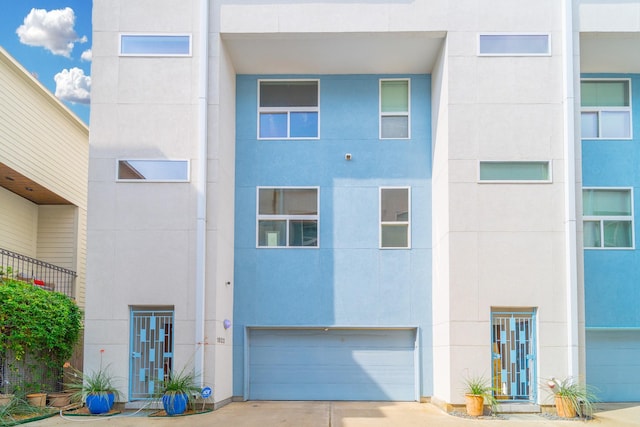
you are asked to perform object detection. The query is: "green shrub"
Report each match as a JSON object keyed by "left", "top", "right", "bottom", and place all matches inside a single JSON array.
[{"left": 0, "top": 278, "right": 83, "bottom": 392}]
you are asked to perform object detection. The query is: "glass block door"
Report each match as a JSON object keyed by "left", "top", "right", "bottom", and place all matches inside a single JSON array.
[
  {"left": 129, "top": 308, "right": 174, "bottom": 400},
  {"left": 491, "top": 310, "right": 536, "bottom": 401}
]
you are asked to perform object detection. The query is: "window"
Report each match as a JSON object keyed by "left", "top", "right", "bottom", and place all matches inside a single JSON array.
[
  {"left": 257, "top": 188, "right": 319, "bottom": 247},
  {"left": 258, "top": 80, "right": 319, "bottom": 139},
  {"left": 380, "top": 187, "right": 410, "bottom": 248},
  {"left": 380, "top": 79, "right": 410, "bottom": 139},
  {"left": 583, "top": 188, "right": 633, "bottom": 249},
  {"left": 120, "top": 34, "right": 191, "bottom": 56},
  {"left": 581, "top": 80, "right": 631, "bottom": 139},
  {"left": 479, "top": 161, "right": 551, "bottom": 182},
  {"left": 117, "top": 160, "right": 189, "bottom": 182},
  {"left": 478, "top": 34, "right": 550, "bottom": 56}
]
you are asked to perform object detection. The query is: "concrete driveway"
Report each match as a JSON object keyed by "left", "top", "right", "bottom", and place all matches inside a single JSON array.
[{"left": 27, "top": 401, "right": 640, "bottom": 427}]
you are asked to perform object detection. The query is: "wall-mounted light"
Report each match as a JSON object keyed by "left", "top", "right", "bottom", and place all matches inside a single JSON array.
[
  {"left": 223, "top": 319, "right": 231, "bottom": 329},
  {"left": 345, "top": 153, "right": 352, "bottom": 161}
]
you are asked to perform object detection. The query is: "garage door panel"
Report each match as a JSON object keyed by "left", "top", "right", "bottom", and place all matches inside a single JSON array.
[
  {"left": 587, "top": 330, "right": 640, "bottom": 401},
  {"left": 248, "top": 328, "right": 416, "bottom": 401}
]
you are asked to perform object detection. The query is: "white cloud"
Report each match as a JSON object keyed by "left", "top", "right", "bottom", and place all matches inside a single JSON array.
[
  {"left": 54, "top": 68, "right": 91, "bottom": 104},
  {"left": 16, "top": 8, "right": 87, "bottom": 57},
  {"left": 81, "top": 49, "right": 92, "bottom": 62}
]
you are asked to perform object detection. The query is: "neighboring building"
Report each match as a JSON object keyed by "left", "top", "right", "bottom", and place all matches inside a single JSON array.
[
  {"left": 85, "top": 0, "right": 640, "bottom": 409},
  {"left": 0, "top": 46, "right": 88, "bottom": 305}
]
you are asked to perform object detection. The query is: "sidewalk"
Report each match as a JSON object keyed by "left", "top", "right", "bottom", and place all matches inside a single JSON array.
[{"left": 27, "top": 401, "right": 640, "bottom": 427}]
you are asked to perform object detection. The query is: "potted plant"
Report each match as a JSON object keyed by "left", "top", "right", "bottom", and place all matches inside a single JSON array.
[
  {"left": 463, "top": 376, "right": 498, "bottom": 417},
  {"left": 65, "top": 365, "right": 121, "bottom": 414},
  {"left": 160, "top": 368, "right": 200, "bottom": 416},
  {"left": 545, "top": 377, "right": 598, "bottom": 419}
]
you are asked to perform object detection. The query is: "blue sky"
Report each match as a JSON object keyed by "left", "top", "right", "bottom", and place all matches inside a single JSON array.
[{"left": 0, "top": 1, "right": 92, "bottom": 124}]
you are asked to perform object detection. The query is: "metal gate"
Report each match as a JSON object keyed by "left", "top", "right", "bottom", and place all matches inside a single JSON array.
[
  {"left": 491, "top": 310, "right": 536, "bottom": 401},
  {"left": 129, "top": 309, "right": 174, "bottom": 400}
]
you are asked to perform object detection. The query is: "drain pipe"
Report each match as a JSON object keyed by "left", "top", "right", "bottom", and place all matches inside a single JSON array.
[
  {"left": 194, "top": 0, "right": 209, "bottom": 388},
  {"left": 562, "top": 0, "right": 579, "bottom": 379}
]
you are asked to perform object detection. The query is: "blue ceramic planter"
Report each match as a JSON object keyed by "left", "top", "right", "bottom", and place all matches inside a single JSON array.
[
  {"left": 162, "top": 392, "right": 188, "bottom": 415},
  {"left": 86, "top": 392, "right": 114, "bottom": 414}
]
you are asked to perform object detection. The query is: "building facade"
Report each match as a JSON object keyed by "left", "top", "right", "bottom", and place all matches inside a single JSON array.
[{"left": 85, "top": 0, "right": 639, "bottom": 408}]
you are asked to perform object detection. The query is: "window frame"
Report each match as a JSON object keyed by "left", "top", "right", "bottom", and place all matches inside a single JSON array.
[
  {"left": 257, "top": 79, "right": 320, "bottom": 140},
  {"left": 478, "top": 161, "right": 553, "bottom": 183},
  {"left": 379, "top": 186, "right": 411, "bottom": 249},
  {"left": 116, "top": 159, "right": 190, "bottom": 182},
  {"left": 119, "top": 34, "right": 192, "bottom": 57},
  {"left": 256, "top": 186, "right": 320, "bottom": 248},
  {"left": 580, "top": 78, "right": 633, "bottom": 140},
  {"left": 477, "top": 33, "right": 551, "bottom": 56},
  {"left": 583, "top": 187, "right": 635, "bottom": 250},
  {"left": 379, "top": 78, "right": 411, "bottom": 140}
]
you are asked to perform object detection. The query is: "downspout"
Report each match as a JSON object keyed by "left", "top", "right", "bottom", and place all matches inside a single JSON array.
[
  {"left": 195, "top": 0, "right": 209, "bottom": 387},
  {"left": 562, "top": 0, "right": 580, "bottom": 378}
]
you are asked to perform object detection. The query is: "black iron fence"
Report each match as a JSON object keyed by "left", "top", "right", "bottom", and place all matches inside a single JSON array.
[{"left": 0, "top": 248, "right": 76, "bottom": 299}]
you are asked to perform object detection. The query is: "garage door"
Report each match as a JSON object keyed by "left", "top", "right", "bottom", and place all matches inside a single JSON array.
[
  {"left": 586, "top": 330, "right": 640, "bottom": 401},
  {"left": 248, "top": 328, "right": 417, "bottom": 401}
]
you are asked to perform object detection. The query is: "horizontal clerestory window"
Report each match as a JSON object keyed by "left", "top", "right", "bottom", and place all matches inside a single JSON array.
[
  {"left": 257, "top": 187, "right": 319, "bottom": 247},
  {"left": 478, "top": 34, "right": 551, "bottom": 56},
  {"left": 583, "top": 188, "right": 634, "bottom": 249},
  {"left": 119, "top": 34, "right": 192, "bottom": 56},
  {"left": 581, "top": 80, "right": 632, "bottom": 139},
  {"left": 117, "top": 160, "right": 190, "bottom": 182},
  {"left": 479, "top": 161, "right": 551, "bottom": 182}
]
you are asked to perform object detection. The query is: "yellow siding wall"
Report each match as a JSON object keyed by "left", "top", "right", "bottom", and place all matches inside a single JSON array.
[
  {"left": 0, "top": 187, "right": 38, "bottom": 257},
  {"left": 0, "top": 47, "right": 88, "bottom": 306}
]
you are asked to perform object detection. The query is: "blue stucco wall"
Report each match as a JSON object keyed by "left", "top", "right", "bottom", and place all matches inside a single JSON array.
[
  {"left": 582, "top": 74, "right": 640, "bottom": 328},
  {"left": 233, "top": 74, "right": 433, "bottom": 399}
]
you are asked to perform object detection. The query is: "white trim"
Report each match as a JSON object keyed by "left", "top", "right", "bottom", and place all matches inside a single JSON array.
[
  {"left": 379, "top": 186, "right": 411, "bottom": 249},
  {"left": 582, "top": 187, "right": 635, "bottom": 250},
  {"left": 194, "top": 0, "right": 209, "bottom": 389},
  {"left": 477, "top": 33, "right": 551, "bottom": 56},
  {"left": 256, "top": 186, "right": 320, "bottom": 248},
  {"left": 580, "top": 78, "right": 633, "bottom": 140},
  {"left": 379, "top": 78, "right": 411, "bottom": 140},
  {"left": 115, "top": 159, "right": 190, "bottom": 182},
  {"left": 257, "top": 79, "right": 320, "bottom": 140},
  {"left": 118, "top": 33, "right": 192, "bottom": 57},
  {"left": 477, "top": 160, "right": 553, "bottom": 183}
]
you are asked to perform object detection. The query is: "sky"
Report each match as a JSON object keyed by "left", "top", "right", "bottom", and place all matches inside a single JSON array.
[{"left": 0, "top": 1, "right": 92, "bottom": 125}]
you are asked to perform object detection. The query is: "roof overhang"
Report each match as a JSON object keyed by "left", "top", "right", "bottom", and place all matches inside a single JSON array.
[
  {"left": 0, "top": 163, "right": 71, "bottom": 205},
  {"left": 581, "top": 32, "right": 640, "bottom": 73},
  {"left": 221, "top": 31, "right": 446, "bottom": 75}
]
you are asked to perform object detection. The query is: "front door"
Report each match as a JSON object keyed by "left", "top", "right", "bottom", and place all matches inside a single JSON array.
[
  {"left": 491, "top": 310, "right": 536, "bottom": 401},
  {"left": 129, "top": 308, "right": 174, "bottom": 400}
]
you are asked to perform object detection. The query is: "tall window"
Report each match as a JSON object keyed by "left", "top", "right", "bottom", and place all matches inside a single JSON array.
[
  {"left": 583, "top": 188, "right": 634, "bottom": 249},
  {"left": 257, "top": 188, "right": 319, "bottom": 247},
  {"left": 380, "top": 79, "right": 410, "bottom": 139},
  {"left": 581, "top": 80, "right": 631, "bottom": 139},
  {"left": 380, "top": 187, "right": 410, "bottom": 248},
  {"left": 258, "top": 80, "right": 319, "bottom": 139}
]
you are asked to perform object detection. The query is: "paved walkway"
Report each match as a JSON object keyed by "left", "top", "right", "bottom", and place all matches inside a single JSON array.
[{"left": 27, "top": 401, "right": 640, "bottom": 427}]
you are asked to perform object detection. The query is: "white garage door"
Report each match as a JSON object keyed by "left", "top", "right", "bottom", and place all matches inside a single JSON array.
[
  {"left": 586, "top": 330, "right": 640, "bottom": 401},
  {"left": 248, "top": 328, "right": 417, "bottom": 401}
]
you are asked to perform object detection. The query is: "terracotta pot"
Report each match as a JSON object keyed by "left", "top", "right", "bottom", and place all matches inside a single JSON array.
[
  {"left": 555, "top": 395, "right": 577, "bottom": 418},
  {"left": 465, "top": 394, "right": 485, "bottom": 416},
  {"left": 48, "top": 392, "right": 72, "bottom": 407},
  {"left": 26, "top": 393, "right": 47, "bottom": 407},
  {"left": 0, "top": 394, "right": 14, "bottom": 407}
]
